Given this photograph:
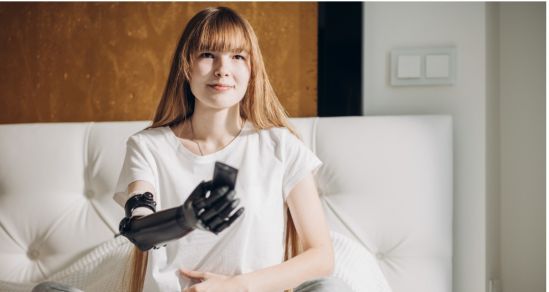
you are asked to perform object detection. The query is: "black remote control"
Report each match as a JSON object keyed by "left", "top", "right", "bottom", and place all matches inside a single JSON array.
[{"left": 212, "top": 161, "right": 238, "bottom": 190}]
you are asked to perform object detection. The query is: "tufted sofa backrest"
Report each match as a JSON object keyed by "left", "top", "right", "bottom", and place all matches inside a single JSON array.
[{"left": 0, "top": 116, "right": 452, "bottom": 292}]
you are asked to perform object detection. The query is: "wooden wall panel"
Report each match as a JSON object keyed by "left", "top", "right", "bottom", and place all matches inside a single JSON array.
[{"left": 0, "top": 2, "right": 317, "bottom": 124}]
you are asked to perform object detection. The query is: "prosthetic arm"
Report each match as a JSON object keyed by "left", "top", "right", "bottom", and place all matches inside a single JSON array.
[{"left": 118, "top": 162, "right": 245, "bottom": 251}]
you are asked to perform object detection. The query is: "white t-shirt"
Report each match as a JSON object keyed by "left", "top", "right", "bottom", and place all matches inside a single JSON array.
[{"left": 113, "top": 120, "right": 322, "bottom": 292}]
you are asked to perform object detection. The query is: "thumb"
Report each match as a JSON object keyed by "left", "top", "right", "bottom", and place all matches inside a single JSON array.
[{"left": 179, "top": 268, "right": 205, "bottom": 279}]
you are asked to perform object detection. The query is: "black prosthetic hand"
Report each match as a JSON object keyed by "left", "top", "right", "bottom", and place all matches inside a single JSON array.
[{"left": 119, "top": 162, "right": 245, "bottom": 251}]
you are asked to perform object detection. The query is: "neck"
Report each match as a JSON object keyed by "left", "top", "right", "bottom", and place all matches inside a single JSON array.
[{"left": 189, "top": 103, "right": 243, "bottom": 145}]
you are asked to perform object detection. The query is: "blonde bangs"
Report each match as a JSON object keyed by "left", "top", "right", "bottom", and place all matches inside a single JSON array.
[{"left": 189, "top": 14, "right": 252, "bottom": 57}]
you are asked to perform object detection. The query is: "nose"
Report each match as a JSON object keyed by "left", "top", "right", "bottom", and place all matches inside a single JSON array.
[
  {"left": 214, "top": 70, "right": 228, "bottom": 77},
  {"left": 214, "top": 56, "right": 230, "bottom": 77}
]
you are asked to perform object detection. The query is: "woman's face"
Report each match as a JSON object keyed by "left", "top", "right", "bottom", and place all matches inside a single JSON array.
[{"left": 189, "top": 50, "right": 251, "bottom": 110}]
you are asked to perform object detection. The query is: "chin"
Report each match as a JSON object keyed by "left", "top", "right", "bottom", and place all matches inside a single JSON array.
[{"left": 200, "top": 97, "right": 242, "bottom": 110}]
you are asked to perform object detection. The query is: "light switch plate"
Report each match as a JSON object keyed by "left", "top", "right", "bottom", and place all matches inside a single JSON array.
[{"left": 390, "top": 47, "right": 456, "bottom": 86}]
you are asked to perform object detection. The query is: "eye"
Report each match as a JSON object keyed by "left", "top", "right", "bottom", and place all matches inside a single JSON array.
[
  {"left": 233, "top": 54, "right": 246, "bottom": 60},
  {"left": 199, "top": 52, "right": 214, "bottom": 59}
]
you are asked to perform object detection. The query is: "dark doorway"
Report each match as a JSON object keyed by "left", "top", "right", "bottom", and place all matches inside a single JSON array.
[{"left": 318, "top": 2, "right": 363, "bottom": 117}]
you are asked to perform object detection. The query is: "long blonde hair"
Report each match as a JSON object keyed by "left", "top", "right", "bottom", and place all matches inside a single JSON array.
[{"left": 125, "top": 7, "right": 302, "bottom": 292}]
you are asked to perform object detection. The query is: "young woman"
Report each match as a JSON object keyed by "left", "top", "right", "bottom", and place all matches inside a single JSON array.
[{"left": 114, "top": 7, "right": 351, "bottom": 292}]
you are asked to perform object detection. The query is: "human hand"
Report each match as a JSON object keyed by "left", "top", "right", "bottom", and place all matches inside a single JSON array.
[
  {"left": 182, "top": 180, "right": 245, "bottom": 234},
  {"left": 179, "top": 268, "right": 248, "bottom": 292}
]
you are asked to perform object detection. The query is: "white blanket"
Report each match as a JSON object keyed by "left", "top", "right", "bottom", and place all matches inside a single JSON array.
[{"left": 0, "top": 232, "right": 391, "bottom": 292}]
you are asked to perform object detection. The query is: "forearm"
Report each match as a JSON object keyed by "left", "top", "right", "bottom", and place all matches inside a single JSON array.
[{"left": 237, "top": 245, "right": 334, "bottom": 292}]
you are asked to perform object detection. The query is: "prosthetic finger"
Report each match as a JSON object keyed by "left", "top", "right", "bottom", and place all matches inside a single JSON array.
[
  {"left": 199, "top": 190, "right": 236, "bottom": 222},
  {"left": 192, "top": 191, "right": 210, "bottom": 211},
  {"left": 212, "top": 207, "right": 245, "bottom": 234},
  {"left": 193, "top": 186, "right": 229, "bottom": 211},
  {"left": 191, "top": 181, "right": 212, "bottom": 199},
  {"left": 206, "top": 186, "right": 231, "bottom": 205},
  {"left": 204, "top": 199, "right": 240, "bottom": 230},
  {"left": 186, "top": 181, "right": 212, "bottom": 210},
  {"left": 217, "top": 198, "right": 240, "bottom": 220}
]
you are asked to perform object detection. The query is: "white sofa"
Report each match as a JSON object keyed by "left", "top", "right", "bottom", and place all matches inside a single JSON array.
[{"left": 0, "top": 116, "right": 452, "bottom": 292}]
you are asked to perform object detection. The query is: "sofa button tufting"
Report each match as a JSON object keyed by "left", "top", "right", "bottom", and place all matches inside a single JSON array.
[
  {"left": 376, "top": 252, "right": 385, "bottom": 260},
  {"left": 85, "top": 190, "right": 94, "bottom": 199},
  {"left": 28, "top": 249, "right": 40, "bottom": 260}
]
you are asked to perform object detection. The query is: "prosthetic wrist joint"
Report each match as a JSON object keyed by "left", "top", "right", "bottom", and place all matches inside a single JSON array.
[{"left": 124, "top": 192, "right": 156, "bottom": 217}]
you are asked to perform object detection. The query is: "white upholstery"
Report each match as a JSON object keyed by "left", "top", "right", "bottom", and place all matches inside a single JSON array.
[{"left": 0, "top": 116, "right": 452, "bottom": 292}]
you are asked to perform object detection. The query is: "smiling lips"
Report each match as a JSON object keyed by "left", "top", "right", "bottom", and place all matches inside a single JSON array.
[{"left": 208, "top": 83, "right": 235, "bottom": 92}]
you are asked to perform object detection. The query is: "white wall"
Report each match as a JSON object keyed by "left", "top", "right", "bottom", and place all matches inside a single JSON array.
[
  {"left": 499, "top": 3, "right": 546, "bottom": 292},
  {"left": 486, "top": 3, "right": 501, "bottom": 292},
  {"left": 363, "top": 2, "right": 545, "bottom": 292},
  {"left": 363, "top": 3, "right": 487, "bottom": 292}
]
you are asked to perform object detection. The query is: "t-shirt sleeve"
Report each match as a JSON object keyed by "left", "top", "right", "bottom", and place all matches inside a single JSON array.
[
  {"left": 281, "top": 129, "right": 323, "bottom": 200},
  {"left": 112, "top": 134, "right": 158, "bottom": 207}
]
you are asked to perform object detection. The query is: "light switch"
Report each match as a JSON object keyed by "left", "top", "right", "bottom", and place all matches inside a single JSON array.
[
  {"left": 426, "top": 55, "right": 450, "bottom": 78},
  {"left": 397, "top": 55, "right": 421, "bottom": 78},
  {"left": 390, "top": 47, "right": 455, "bottom": 86}
]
